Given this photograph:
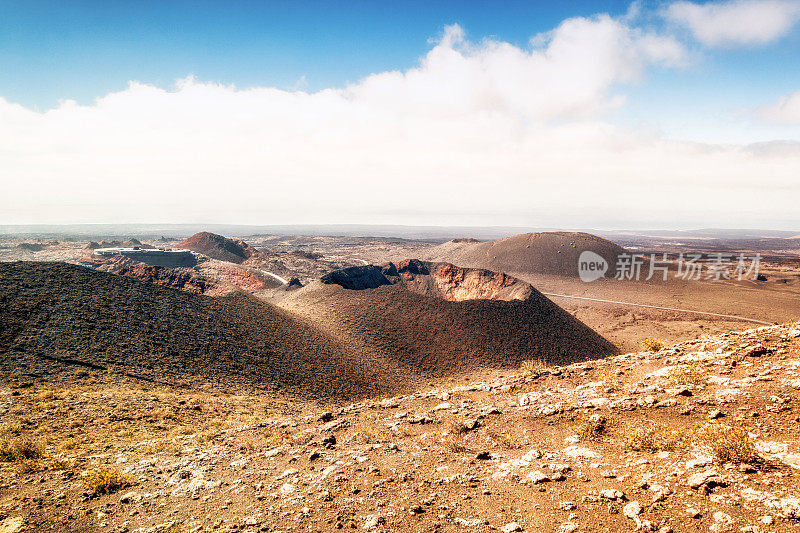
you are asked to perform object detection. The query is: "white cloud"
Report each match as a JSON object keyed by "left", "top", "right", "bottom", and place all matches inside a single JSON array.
[
  {"left": 756, "top": 90, "right": 800, "bottom": 123},
  {"left": 0, "top": 16, "right": 798, "bottom": 229},
  {"left": 664, "top": 0, "right": 800, "bottom": 47}
]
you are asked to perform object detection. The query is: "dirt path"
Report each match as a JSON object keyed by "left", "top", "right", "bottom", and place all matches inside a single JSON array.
[
  {"left": 260, "top": 270, "right": 289, "bottom": 284},
  {"left": 540, "top": 292, "right": 774, "bottom": 326}
]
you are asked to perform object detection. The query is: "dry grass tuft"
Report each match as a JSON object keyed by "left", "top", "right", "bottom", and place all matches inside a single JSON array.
[
  {"left": 441, "top": 430, "right": 469, "bottom": 453},
  {"left": 665, "top": 362, "right": 708, "bottom": 387},
  {"left": 694, "top": 423, "right": 756, "bottom": 464},
  {"left": 641, "top": 337, "right": 666, "bottom": 352},
  {"left": 625, "top": 425, "right": 691, "bottom": 452},
  {"left": 520, "top": 359, "right": 548, "bottom": 375},
  {"left": 0, "top": 437, "right": 41, "bottom": 462},
  {"left": 485, "top": 426, "right": 524, "bottom": 449},
  {"left": 84, "top": 466, "right": 133, "bottom": 495},
  {"left": 575, "top": 415, "right": 607, "bottom": 441}
]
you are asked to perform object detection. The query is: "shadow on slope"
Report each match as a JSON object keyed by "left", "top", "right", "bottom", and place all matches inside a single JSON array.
[{"left": 286, "top": 260, "right": 619, "bottom": 375}]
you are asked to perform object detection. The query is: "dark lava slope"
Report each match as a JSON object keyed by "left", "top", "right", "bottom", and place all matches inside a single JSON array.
[
  {"left": 285, "top": 261, "right": 619, "bottom": 375},
  {"left": 0, "top": 261, "right": 413, "bottom": 401}
]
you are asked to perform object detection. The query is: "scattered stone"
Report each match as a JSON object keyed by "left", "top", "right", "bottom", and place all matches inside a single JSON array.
[
  {"left": 562, "top": 446, "right": 600, "bottom": 460},
  {"left": 599, "top": 489, "right": 625, "bottom": 501},
  {"left": 0, "top": 517, "right": 24, "bottom": 533},
  {"left": 463, "top": 418, "right": 480, "bottom": 431},
  {"left": 710, "top": 511, "right": 734, "bottom": 532},
  {"left": 320, "top": 418, "right": 347, "bottom": 432},
  {"left": 362, "top": 514, "right": 385, "bottom": 530},
  {"left": 779, "top": 497, "right": 800, "bottom": 519},
  {"left": 525, "top": 471, "right": 550, "bottom": 484},
  {"left": 687, "top": 469, "right": 719, "bottom": 489},
  {"left": 501, "top": 523, "right": 523, "bottom": 533},
  {"left": 119, "top": 491, "right": 140, "bottom": 504},
  {"left": 623, "top": 501, "right": 641, "bottom": 519}
]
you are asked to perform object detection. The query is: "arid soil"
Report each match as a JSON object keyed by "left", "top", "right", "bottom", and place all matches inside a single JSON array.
[
  {"left": 514, "top": 272, "right": 799, "bottom": 352},
  {"left": 2, "top": 323, "right": 800, "bottom": 532}
]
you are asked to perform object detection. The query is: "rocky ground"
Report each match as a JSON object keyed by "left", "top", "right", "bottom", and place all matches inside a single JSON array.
[{"left": 1, "top": 323, "right": 800, "bottom": 532}]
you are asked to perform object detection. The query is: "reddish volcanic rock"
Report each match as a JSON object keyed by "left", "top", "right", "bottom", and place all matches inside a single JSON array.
[
  {"left": 84, "top": 257, "right": 210, "bottom": 294},
  {"left": 425, "top": 262, "right": 532, "bottom": 301},
  {"left": 208, "top": 265, "right": 271, "bottom": 292},
  {"left": 323, "top": 259, "right": 534, "bottom": 302},
  {"left": 118, "top": 264, "right": 208, "bottom": 294}
]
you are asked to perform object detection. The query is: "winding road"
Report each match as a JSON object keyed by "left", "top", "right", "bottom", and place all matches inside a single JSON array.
[
  {"left": 540, "top": 292, "right": 774, "bottom": 326},
  {"left": 260, "top": 270, "right": 290, "bottom": 285}
]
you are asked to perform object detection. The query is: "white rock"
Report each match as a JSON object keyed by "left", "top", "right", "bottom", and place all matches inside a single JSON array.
[
  {"left": 277, "top": 468, "right": 298, "bottom": 479},
  {"left": 0, "top": 517, "right": 24, "bottom": 533},
  {"left": 244, "top": 516, "right": 262, "bottom": 526},
  {"left": 586, "top": 397, "right": 609, "bottom": 408},
  {"left": 562, "top": 446, "right": 600, "bottom": 459},
  {"left": 710, "top": 511, "right": 733, "bottom": 532},
  {"left": 623, "top": 501, "right": 641, "bottom": 519},
  {"left": 686, "top": 456, "right": 713, "bottom": 468},
  {"left": 687, "top": 469, "right": 718, "bottom": 489},
  {"left": 119, "top": 491, "right": 141, "bottom": 504},
  {"left": 559, "top": 522, "right": 578, "bottom": 533},
  {"left": 525, "top": 471, "right": 550, "bottom": 484},
  {"left": 559, "top": 501, "right": 576, "bottom": 511},
  {"left": 779, "top": 497, "right": 800, "bottom": 519},
  {"left": 599, "top": 489, "right": 624, "bottom": 500},
  {"left": 363, "top": 514, "right": 385, "bottom": 530},
  {"left": 501, "top": 523, "right": 523, "bottom": 533}
]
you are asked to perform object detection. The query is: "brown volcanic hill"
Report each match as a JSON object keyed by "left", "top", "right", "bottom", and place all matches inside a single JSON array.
[
  {"left": 283, "top": 260, "right": 618, "bottom": 376},
  {"left": 420, "top": 231, "right": 627, "bottom": 278},
  {"left": 176, "top": 232, "right": 256, "bottom": 264},
  {"left": 0, "top": 262, "right": 415, "bottom": 401}
]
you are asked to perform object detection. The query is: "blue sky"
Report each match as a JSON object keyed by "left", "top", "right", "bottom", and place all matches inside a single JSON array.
[
  {"left": 2, "top": 1, "right": 638, "bottom": 108},
  {"left": 1, "top": 1, "right": 800, "bottom": 228}
]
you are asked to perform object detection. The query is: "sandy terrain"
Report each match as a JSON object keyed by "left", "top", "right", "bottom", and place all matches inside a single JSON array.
[{"left": 2, "top": 322, "right": 800, "bottom": 532}]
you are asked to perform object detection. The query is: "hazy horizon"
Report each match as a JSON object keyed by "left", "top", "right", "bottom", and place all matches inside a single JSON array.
[{"left": 1, "top": 222, "right": 797, "bottom": 242}]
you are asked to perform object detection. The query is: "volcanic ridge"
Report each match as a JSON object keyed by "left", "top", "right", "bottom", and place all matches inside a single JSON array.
[
  {"left": 284, "top": 260, "right": 618, "bottom": 377},
  {"left": 0, "top": 261, "right": 616, "bottom": 401},
  {"left": 421, "top": 231, "right": 627, "bottom": 278}
]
